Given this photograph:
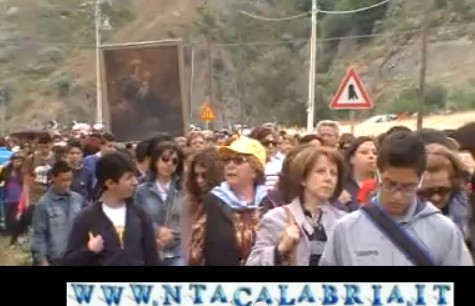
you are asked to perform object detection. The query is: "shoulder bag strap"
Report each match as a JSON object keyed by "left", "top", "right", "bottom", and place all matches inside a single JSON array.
[
  {"left": 283, "top": 206, "right": 297, "bottom": 226},
  {"left": 282, "top": 205, "right": 298, "bottom": 266},
  {"left": 361, "top": 203, "right": 435, "bottom": 266}
]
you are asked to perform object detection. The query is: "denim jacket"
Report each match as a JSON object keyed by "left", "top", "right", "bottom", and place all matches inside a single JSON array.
[
  {"left": 134, "top": 178, "right": 183, "bottom": 259},
  {"left": 31, "top": 188, "right": 83, "bottom": 263}
]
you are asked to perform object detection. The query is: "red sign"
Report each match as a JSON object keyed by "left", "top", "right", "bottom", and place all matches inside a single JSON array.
[{"left": 329, "top": 67, "right": 373, "bottom": 110}]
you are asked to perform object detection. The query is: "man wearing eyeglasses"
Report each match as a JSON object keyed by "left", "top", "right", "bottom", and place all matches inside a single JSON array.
[{"left": 320, "top": 131, "right": 473, "bottom": 266}]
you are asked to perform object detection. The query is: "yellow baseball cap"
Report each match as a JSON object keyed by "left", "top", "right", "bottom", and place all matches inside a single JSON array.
[{"left": 218, "top": 136, "right": 266, "bottom": 167}]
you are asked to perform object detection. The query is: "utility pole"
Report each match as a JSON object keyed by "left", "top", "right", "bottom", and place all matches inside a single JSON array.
[
  {"left": 0, "top": 90, "right": 5, "bottom": 135},
  {"left": 205, "top": 31, "right": 215, "bottom": 130},
  {"left": 95, "top": 0, "right": 103, "bottom": 125},
  {"left": 237, "top": 27, "right": 245, "bottom": 125},
  {"left": 306, "top": 0, "right": 318, "bottom": 132},
  {"left": 189, "top": 45, "right": 195, "bottom": 123},
  {"left": 417, "top": 2, "right": 430, "bottom": 131},
  {"left": 206, "top": 33, "right": 214, "bottom": 107}
]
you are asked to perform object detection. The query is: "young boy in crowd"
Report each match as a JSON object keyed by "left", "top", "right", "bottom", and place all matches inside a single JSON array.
[
  {"left": 21, "top": 134, "right": 56, "bottom": 236},
  {"left": 65, "top": 140, "right": 94, "bottom": 206},
  {"left": 31, "top": 160, "right": 83, "bottom": 266},
  {"left": 62, "top": 152, "right": 159, "bottom": 266}
]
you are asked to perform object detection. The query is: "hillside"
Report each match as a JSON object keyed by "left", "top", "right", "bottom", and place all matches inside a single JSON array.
[
  {"left": 1, "top": 0, "right": 475, "bottom": 130},
  {"left": 335, "top": 0, "right": 475, "bottom": 120}
]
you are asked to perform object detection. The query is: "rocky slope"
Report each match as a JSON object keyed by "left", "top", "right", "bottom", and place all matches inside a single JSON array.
[{"left": 1, "top": 0, "right": 475, "bottom": 130}]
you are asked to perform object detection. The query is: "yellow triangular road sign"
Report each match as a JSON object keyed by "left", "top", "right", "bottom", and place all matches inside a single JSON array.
[{"left": 200, "top": 103, "right": 216, "bottom": 121}]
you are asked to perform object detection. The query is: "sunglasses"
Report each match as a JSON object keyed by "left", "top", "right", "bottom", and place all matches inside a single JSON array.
[
  {"left": 161, "top": 155, "right": 178, "bottom": 165},
  {"left": 222, "top": 155, "right": 248, "bottom": 165},
  {"left": 261, "top": 140, "right": 277, "bottom": 147},
  {"left": 418, "top": 187, "right": 452, "bottom": 199}
]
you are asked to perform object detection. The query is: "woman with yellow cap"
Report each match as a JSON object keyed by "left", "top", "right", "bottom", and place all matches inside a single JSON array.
[{"left": 196, "top": 136, "right": 269, "bottom": 265}]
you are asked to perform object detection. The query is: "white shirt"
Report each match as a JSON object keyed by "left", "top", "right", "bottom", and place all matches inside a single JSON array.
[
  {"left": 33, "top": 164, "right": 52, "bottom": 184},
  {"left": 102, "top": 203, "right": 127, "bottom": 246},
  {"left": 156, "top": 181, "right": 171, "bottom": 202},
  {"left": 264, "top": 156, "right": 283, "bottom": 191}
]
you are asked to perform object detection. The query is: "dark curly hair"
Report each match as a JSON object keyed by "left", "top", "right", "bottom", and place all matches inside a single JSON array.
[{"left": 185, "top": 147, "right": 224, "bottom": 217}]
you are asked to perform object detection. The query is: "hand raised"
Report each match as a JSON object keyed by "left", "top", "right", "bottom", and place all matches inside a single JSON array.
[
  {"left": 277, "top": 224, "right": 300, "bottom": 254},
  {"left": 156, "top": 227, "right": 173, "bottom": 247},
  {"left": 87, "top": 232, "right": 104, "bottom": 253}
]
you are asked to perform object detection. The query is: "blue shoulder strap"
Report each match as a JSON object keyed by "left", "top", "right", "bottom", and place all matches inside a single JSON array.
[{"left": 361, "top": 201, "right": 436, "bottom": 266}]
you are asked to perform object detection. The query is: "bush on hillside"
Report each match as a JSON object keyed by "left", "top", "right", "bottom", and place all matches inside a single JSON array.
[
  {"left": 450, "top": 89, "right": 475, "bottom": 110},
  {"left": 37, "top": 47, "right": 63, "bottom": 64},
  {"left": 55, "top": 75, "right": 72, "bottom": 97},
  {"left": 435, "top": 0, "right": 448, "bottom": 9},
  {"left": 21, "top": 63, "right": 57, "bottom": 76},
  {"left": 425, "top": 83, "right": 448, "bottom": 109},
  {"left": 388, "top": 84, "right": 448, "bottom": 114}
]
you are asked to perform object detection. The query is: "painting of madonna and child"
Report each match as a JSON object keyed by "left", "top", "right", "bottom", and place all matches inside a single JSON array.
[{"left": 101, "top": 40, "right": 187, "bottom": 142}]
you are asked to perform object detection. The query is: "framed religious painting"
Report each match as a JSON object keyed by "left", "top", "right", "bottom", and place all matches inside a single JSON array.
[{"left": 100, "top": 39, "right": 188, "bottom": 141}]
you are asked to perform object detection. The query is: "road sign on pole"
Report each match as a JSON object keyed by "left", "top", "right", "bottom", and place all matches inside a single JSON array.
[
  {"left": 329, "top": 67, "right": 373, "bottom": 110},
  {"left": 199, "top": 102, "right": 216, "bottom": 130}
]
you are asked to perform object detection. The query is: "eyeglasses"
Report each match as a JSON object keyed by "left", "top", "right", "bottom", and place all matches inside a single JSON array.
[
  {"left": 418, "top": 187, "right": 452, "bottom": 200},
  {"left": 261, "top": 140, "right": 277, "bottom": 148},
  {"left": 222, "top": 155, "right": 248, "bottom": 165},
  {"left": 380, "top": 178, "right": 419, "bottom": 194},
  {"left": 161, "top": 156, "right": 178, "bottom": 165}
]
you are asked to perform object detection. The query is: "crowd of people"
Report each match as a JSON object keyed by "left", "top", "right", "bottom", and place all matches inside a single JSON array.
[{"left": 0, "top": 120, "right": 473, "bottom": 266}]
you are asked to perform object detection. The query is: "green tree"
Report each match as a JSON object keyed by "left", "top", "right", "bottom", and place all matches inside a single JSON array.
[
  {"left": 243, "top": 46, "right": 307, "bottom": 125},
  {"left": 388, "top": 84, "right": 447, "bottom": 114},
  {"left": 388, "top": 88, "right": 419, "bottom": 114},
  {"left": 425, "top": 84, "right": 447, "bottom": 110},
  {"left": 450, "top": 89, "right": 475, "bottom": 110}
]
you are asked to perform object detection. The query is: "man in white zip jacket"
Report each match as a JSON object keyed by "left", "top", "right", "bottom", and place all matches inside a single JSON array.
[{"left": 320, "top": 131, "right": 473, "bottom": 266}]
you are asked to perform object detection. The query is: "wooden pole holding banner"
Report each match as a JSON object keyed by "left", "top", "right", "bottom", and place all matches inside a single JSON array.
[
  {"left": 95, "top": 0, "right": 103, "bottom": 125},
  {"left": 189, "top": 45, "right": 195, "bottom": 123}
]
